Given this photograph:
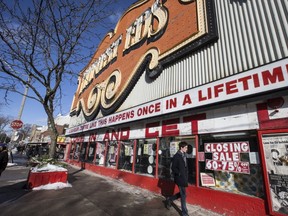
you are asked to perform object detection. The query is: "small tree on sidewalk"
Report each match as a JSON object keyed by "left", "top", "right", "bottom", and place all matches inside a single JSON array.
[{"left": 0, "top": 0, "right": 118, "bottom": 158}]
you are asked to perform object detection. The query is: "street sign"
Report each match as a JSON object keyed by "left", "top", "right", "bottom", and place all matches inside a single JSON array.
[{"left": 10, "top": 120, "right": 23, "bottom": 130}]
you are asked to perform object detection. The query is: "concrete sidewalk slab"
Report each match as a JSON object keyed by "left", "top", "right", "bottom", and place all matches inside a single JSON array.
[{"left": 0, "top": 154, "right": 221, "bottom": 216}]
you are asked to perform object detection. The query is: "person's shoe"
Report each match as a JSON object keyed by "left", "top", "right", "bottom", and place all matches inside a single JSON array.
[{"left": 165, "top": 198, "right": 171, "bottom": 209}]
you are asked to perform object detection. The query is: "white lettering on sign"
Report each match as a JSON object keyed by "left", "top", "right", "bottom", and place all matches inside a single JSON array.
[
  {"left": 205, "top": 159, "right": 250, "bottom": 174},
  {"left": 212, "top": 152, "right": 240, "bottom": 161},
  {"left": 79, "top": 0, "right": 168, "bottom": 95},
  {"left": 66, "top": 59, "right": 288, "bottom": 135},
  {"left": 204, "top": 142, "right": 250, "bottom": 153},
  {"left": 124, "top": 0, "right": 168, "bottom": 51},
  {"left": 79, "top": 36, "right": 122, "bottom": 94}
]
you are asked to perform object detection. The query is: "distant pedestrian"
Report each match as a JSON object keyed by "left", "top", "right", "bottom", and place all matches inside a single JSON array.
[
  {"left": 165, "top": 141, "right": 189, "bottom": 216},
  {"left": 0, "top": 144, "right": 9, "bottom": 176}
]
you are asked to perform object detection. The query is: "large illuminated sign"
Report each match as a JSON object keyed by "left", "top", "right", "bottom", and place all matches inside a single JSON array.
[{"left": 70, "top": 0, "right": 217, "bottom": 120}]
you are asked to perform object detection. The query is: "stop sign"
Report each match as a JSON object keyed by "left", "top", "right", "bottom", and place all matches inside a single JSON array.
[{"left": 10, "top": 120, "right": 24, "bottom": 130}]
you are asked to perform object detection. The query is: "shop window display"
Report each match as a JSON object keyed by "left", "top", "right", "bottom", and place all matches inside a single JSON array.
[
  {"left": 69, "top": 143, "right": 75, "bottom": 159},
  {"left": 80, "top": 142, "right": 88, "bottom": 161},
  {"left": 73, "top": 143, "right": 81, "bottom": 160},
  {"left": 199, "top": 132, "right": 264, "bottom": 198},
  {"left": 262, "top": 133, "right": 288, "bottom": 214},
  {"left": 105, "top": 141, "right": 118, "bottom": 168},
  {"left": 118, "top": 140, "right": 134, "bottom": 172},
  {"left": 158, "top": 136, "right": 196, "bottom": 184},
  {"left": 135, "top": 139, "right": 157, "bottom": 177},
  {"left": 95, "top": 141, "right": 106, "bottom": 166},
  {"left": 87, "top": 142, "right": 96, "bottom": 163}
]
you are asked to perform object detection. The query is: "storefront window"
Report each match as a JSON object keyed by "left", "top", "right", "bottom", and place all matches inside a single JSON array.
[
  {"left": 262, "top": 133, "right": 288, "bottom": 214},
  {"left": 95, "top": 141, "right": 106, "bottom": 166},
  {"left": 199, "top": 131, "right": 264, "bottom": 198},
  {"left": 135, "top": 138, "right": 157, "bottom": 177},
  {"left": 87, "top": 142, "right": 96, "bottom": 163},
  {"left": 73, "top": 143, "right": 81, "bottom": 160},
  {"left": 158, "top": 136, "right": 196, "bottom": 184},
  {"left": 105, "top": 141, "right": 118, "bottom": 168},
  {"left": 80, "top": 142, "right": 88, "bottom": 161},
  {"left": 118, "top": 140, "right": 134, "bottom": 172},
  {"left": 69, "top": 143, "right": 75, "bottom": 159}
]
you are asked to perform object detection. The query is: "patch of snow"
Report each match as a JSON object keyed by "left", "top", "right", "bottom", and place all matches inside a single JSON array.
[
  {"left": 7, "top": 162, "right": 17, "bottom": 167},
  {"left": 11, "top": 148, "right": 18, "bottom": 154},
  {"left": 31, "top": 163, "right": 67, "bottom": 173},
  {"left": 32, "top": 182, "right": 72, "bottom": 191},
  {"left": 8, "top": 179, "right": 28, "bottom": 183}
]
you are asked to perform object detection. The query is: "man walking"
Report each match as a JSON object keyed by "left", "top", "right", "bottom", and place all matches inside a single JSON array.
[
  {"left": 0, "top": 144, "right": 9, "bottom": 176},
  {"left": 166, "top": 141, "right": 189, "bottom": 216}
]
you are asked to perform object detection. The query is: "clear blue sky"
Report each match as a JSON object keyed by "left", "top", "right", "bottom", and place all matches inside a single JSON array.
[{"left": 0, "top": 0, "right": 136, "bottom": 127}]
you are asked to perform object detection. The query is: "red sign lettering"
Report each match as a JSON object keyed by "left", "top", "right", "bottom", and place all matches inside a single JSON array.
[
  {"left": 162, "top": 118, "right": 180, "bottom": 137},
  {"left": 145, "top": 122, "right": 160, "bottom": 138}
]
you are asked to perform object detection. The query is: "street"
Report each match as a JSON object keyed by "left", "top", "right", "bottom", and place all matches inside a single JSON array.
[{"left": 0, "top": 152, "right": 221, "bottom": 216}]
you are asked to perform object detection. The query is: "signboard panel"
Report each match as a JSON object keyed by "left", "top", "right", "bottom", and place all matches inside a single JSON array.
[
  {"left": 200, "top": 172, "right": 216, "bottom": 187},
  {"left": 262, "top": 133, "right": 288, "bottom": 214},
  {"left": 70, "top": 0, "right": 217, "bottom": 120},
  {"left": 67, "top": 58, "right": 288, "bottom": 135},
  {"left": 204, "top": 141, "right": 251, "bottom": 174}
]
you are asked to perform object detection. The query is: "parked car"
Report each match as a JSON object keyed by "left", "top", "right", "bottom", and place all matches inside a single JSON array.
[
  {"left": 26, "top": 142, "right": 49, "bottom": 159},
  {"left": 56, "top": 144, "right": 66, "bottom": 160}
]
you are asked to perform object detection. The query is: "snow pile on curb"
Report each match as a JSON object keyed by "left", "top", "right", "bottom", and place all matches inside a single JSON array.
[
  {"left": 31, "top": 163, "right": 67, "bottom": 173},
  {"left": 29, "top": 163, "right": 71, "bottom": 191},
  {"left": 32, "top": 182, "right": 72, "bottom": 191}
]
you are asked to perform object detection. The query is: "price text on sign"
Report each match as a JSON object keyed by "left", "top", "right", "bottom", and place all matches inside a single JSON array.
[
  {"left": 205, "top": 159, "right": 250, "bottom": 174},
  {"left": 10, "top": 120, "right": 23, "bottom": 130}
]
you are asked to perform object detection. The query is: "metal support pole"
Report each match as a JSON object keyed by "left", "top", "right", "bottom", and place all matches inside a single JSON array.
[
  {"left": 11, "top": 75, "right": 31, "bottom": 143},
  {"left": 17, "top": 75, "right": 31, "bottom": 120}
]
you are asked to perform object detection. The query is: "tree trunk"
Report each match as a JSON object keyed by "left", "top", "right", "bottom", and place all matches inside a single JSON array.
[
  {"left": 49, "top": 133, "right": 57, "bottom": 159},
  {"left": 46, "top": 108, "right": 58, "bottom": 159}
]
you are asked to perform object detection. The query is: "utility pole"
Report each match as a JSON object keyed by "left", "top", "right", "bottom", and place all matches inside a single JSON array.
[
  {"left": 11, "top": 75, "right": 31, "bottom": 144},
  {"left": 18, "top": 75, "right": 31, "bottom": 120},
  {"left": 10, "top": 76, "right": 31, "bottom": 163}
]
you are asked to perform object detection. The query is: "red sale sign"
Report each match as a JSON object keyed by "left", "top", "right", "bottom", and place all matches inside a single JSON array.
[
  {"left": 204, "top": 141, "right": 250, "bottom": 174},
  {"left": 205, "top": 159, "right": 250, "bottom": 174}
]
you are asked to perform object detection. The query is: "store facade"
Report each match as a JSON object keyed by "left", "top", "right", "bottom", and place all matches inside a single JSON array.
[{"left": 65, "top": 0, "right": 288, "bottom": 215}]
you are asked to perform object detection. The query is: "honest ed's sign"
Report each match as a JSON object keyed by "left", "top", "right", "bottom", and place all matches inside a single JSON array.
[
  {"left": 70, "top": 0, "right": 217, "bottom": 120},
  {"left": 66, "top": 59, "right": 288, "bottom": 135}
]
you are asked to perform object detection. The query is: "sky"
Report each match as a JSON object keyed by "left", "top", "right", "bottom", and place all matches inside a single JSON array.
[{"left": 0, "top": 0, "right": 136, "bottom": 127}]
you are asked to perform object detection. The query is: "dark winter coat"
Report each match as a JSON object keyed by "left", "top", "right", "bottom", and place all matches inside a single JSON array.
[
  {"left": 0, "top": 150, "right": 9, "bottom": 173},
  {"left": 171, "top": 151, "right": 188, "bottom": 187}
]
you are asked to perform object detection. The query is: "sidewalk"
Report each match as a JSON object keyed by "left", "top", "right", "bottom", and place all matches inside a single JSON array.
[{"left": 0, "top": 153, "right": 222, "bottom": 216}]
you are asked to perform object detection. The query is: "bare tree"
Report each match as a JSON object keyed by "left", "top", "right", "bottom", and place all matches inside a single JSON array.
[
  {"left": 0, "top": 0, "right": 119, "bottom": 158},
  {"left": 0, "top": 115, "right": 12, "bottom": 133},
  {"left": 19, "top": 123, "right": 33, "bottom": 141}
]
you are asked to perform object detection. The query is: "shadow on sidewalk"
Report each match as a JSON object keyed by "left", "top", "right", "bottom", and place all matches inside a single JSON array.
[
  {"left": 0, "top": 180, "right": 30, "bottom": 205},
  {"left": 66, "top": 167, "right": 86, "bottom": 184},
  {"left": 157, "top": 178, "right": 182, "bottom": 215}
]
